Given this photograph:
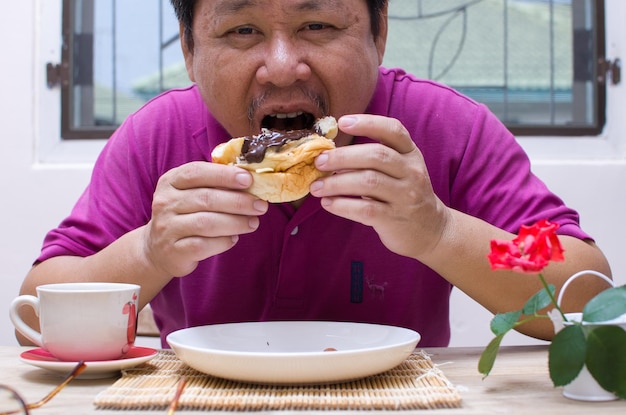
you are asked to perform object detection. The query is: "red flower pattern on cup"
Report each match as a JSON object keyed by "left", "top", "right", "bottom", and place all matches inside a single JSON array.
[
  {"left": 122, "top": 293, "right": 138, "bottom": 353},
  {"left": 488, "top": 219, "right": 565, "bottom": 273}
]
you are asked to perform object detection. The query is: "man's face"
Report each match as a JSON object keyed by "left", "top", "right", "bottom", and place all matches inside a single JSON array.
[{"left": 182, "top": 0, "right": 387, "bottom": 146}]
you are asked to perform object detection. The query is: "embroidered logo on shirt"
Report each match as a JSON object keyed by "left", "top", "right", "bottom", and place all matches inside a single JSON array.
[{"left": 366, "top": 277, "right": 388, "bottom": 300}]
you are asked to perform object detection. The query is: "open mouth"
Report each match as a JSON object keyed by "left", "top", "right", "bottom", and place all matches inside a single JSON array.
[{"left": 261, "top": 112, "right": 315, "bottom": 131}]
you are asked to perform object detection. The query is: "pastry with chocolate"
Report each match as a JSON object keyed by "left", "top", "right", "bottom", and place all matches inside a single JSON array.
[{"left": 211, "top": 116, "right": 338, "bottom": 203}]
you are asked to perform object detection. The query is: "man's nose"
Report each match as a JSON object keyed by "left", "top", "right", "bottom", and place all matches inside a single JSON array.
[{"left": 256, "top": 36, "right": 311, "bottom": 87}]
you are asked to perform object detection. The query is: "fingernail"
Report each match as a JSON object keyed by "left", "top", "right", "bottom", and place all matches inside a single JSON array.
[
  {"left": 249, "top": 217, "right": 260, "bottom": 229},
  {"left": 310, "top": 180, "right": 323, "bottom": 193},
  {"left": 253, "top": 200, "right": 268, "bottom": 213},
  {"left": 236, "top": 172, "right": 252, "bottom": 187},
  {"left": 339, "top": 115, "right": 357, "bottom": 128},
  {"left": 315, "top": 153, "right": 328, "bottom": 167}
]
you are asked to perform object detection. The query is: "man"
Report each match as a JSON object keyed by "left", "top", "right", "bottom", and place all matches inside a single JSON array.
[{"left": 18, "top": 0, "right": 610, "bottom": 347}]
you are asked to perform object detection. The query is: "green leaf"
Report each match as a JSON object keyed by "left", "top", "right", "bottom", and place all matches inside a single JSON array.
[
  {"left": 522, "top": 285, "right": 554, "bottom": 315},
  {"left": 478, "top": 334, "right": 505, "bottom": 377},
  {"left": 583, "top": 285, "right": 626, "bottom": 323},
  {"left": 490, "top": 310, "right": 522, "bottom": 335},
  {"left": 549, "top": 324, "right": 586, "bottom": 386},
  {"left": 586, "top": 325, "right": 626, "bottom": 399}
]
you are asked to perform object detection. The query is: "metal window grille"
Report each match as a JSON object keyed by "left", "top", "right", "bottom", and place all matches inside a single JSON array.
[{"left": 47, "top": 0, "right": 616, "bottom": 139}]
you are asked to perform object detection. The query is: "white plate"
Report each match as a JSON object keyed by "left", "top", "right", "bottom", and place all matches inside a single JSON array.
[
  {"left": 20, "top": 346, "right": 158, "bottom": 379},
  {"left": 167, "top": 321, "right": 420, "bottom": 384}
]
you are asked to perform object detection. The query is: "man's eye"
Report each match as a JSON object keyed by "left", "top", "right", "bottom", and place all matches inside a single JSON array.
[
  {"left": 234, "top": 27, "right": 256, "bottom": 35},
  {"left": 306, "top": 23, "right": 328, "bottom": 31}
]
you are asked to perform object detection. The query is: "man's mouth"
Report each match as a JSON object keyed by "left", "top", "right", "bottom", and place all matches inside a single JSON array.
[{"left": 261, "top": 112, "right": 315, "bottom": 131}]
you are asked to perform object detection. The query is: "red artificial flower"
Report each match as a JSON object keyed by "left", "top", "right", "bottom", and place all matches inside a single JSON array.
[{"left": 488, "top": 219, "right": 565, "bottom": 274}]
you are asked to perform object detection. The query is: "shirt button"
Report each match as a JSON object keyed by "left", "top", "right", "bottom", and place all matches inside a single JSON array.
[{"left": 290, "top": 226, "right": 299, "bottom": 236}]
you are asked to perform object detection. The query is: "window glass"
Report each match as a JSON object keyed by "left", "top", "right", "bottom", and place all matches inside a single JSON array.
[
  {"left": 383, "top": 0, "right": 604, "bottom": 135},
  {"left": 56, "top": 0, "right": 606, "bottom": 139},
  {"left": 61, "top": 0, "right": 186, "bottom": 138}
]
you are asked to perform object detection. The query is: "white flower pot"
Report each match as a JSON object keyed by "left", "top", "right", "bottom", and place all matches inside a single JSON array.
[
  {"left": 563, "top": 363, "right": 618, "bottom": 401},
  {"left": 561, "top": 312, "right": 626, "bottom": 401},
  {"left": 556, "top": 271, "right": 624, "bottom": 401}
]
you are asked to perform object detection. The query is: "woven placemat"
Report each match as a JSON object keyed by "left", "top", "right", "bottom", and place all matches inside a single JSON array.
[{"left": 94, "top": 350, "right": 462, "bottom": 411}]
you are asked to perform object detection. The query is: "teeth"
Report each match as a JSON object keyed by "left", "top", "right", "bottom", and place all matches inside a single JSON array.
[{"left": 270, "top": 111, "right": 303, "bottom": 119}]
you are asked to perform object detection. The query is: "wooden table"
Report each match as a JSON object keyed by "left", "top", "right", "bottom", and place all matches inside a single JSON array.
[{"left": 1, "top": 345, "right": 624, "bottom": 414}]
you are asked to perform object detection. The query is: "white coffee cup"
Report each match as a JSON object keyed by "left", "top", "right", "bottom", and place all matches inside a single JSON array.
[{"left": 10, "top": 282, "right": 140, "bottom": 362}]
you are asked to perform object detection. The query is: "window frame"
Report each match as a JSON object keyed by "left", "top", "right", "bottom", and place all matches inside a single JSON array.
[
  {"left": 55, "top": 0, "right": 177, "bottom": 140},
  {"left": 508, "top": 0, "right": 607, "bottom": 137},
  {"left": 53, "top": 0, "right": 610, "bottom": 140},
  {"left": 59, "top": 0, "right": 104, "bottom": 139}
]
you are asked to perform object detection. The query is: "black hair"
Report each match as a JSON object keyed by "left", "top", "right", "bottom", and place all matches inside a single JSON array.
[{"left": 170, "top": 0, "right": 388, "bottom": 50}]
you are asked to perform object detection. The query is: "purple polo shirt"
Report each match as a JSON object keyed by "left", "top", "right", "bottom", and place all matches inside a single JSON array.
[{"left": 36, "top": 67, "right": 590, "bottom": 347}]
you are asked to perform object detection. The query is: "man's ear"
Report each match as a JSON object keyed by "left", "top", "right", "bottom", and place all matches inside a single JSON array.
[
  {"left": 179, "top": 22, "right": 196, "bottom": 83},
  {"left": 375, "top": 3, "right": 388, "bottom": 64}
]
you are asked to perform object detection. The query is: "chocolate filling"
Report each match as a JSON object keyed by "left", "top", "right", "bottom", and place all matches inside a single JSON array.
[{"left": 241, "top": 126, "right": 323, "bottom": 163}]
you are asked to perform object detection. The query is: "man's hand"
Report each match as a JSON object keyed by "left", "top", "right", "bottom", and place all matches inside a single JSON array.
[
  {"left": 145, "top": 161, "right": 268, "bottom": 277},
  {"left": 310, "top": 114, "right": 449, "bottom": 260}
]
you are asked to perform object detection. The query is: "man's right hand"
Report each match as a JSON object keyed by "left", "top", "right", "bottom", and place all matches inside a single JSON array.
[{"left": 144, "top": 161, "right": 268, "bottom": 277}]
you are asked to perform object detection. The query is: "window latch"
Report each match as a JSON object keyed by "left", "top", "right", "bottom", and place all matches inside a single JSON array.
[
  {"left": 45, "top": 62, "right": 69, "bottom": 89},
  {"left": 598, "top": 58, "right": 621, "bottom": 86}
]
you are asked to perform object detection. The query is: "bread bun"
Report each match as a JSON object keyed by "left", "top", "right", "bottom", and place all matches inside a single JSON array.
[{"left": 211, "top": 116, "right": 338, "bottom": 203}]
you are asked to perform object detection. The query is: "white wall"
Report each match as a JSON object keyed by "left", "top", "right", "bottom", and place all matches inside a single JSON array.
[{"left": 1, "top": 0, "right": 625, "bottom": 347}]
